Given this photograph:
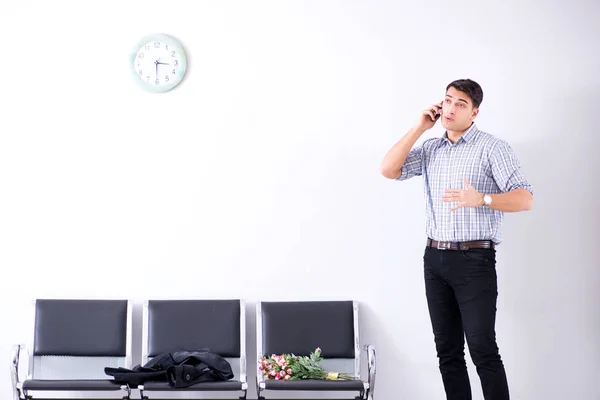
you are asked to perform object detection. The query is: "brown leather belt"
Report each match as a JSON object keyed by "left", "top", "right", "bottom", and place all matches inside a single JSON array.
[{"left": 426, "top": 238, "right": 495, "bottom": 250}]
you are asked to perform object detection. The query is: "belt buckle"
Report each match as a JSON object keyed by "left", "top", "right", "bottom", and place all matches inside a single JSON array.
[{"left": 436, "top": 241, "right": 450, "bottom": 250}]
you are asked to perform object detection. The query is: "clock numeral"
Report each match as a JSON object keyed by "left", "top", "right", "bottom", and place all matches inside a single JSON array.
[
  {"left": 145, "top": 45, "right": 149, "bottom": 50},
  {"left": 172, "top": 69, "right": 176, "bottom": 74},
  {"left": 146, "top": 76, "right": 150, "bottom": 82},
  {"left": 139, "top": 70, "right": 142, "bottom": 76},
  {"left": 155, "top": 79, "right": 160, "bottom": 85},
  {"left": 171, "top": 51, "right": 176, "bottom": 57},
  {"left": 174, "top": 60, "right": 179, "bottom": 66},
  {"left": 165, "top": 45, "right": 169, "bottom": 51},
  {"left": 138, "top": 52, "right": 144, "bottom": 59},
  {"left": 165, "top": 75, "right": 169, "bottom": 82}
]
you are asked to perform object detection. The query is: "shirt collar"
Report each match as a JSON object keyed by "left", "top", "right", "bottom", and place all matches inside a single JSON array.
[{"left": 438, "top": 123, "right": 479, "bottom": 147}]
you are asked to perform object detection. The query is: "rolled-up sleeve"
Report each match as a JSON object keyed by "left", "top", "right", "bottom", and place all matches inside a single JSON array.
[
  {"left": 490, "top": 140, "right": 533, "bottom": 194},
  {"left": 396, "top": 146, "right": 423, "bottom": 181}
]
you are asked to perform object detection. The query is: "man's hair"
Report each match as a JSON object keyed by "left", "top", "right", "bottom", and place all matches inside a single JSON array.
[{"left": 446, "top": 79, "right": 483, "bottom": 109}]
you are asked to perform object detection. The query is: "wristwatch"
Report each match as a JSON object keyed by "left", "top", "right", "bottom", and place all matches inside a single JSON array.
[{"left": 483, "top": 194, "right": 492, "bottom": 207}]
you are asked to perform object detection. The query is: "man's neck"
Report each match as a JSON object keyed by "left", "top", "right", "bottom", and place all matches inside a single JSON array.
[{"left": 445, "top": 123, "right": 473, "bottom": 144}]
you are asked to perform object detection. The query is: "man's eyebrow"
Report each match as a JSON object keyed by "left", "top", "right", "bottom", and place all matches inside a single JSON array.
[{"left": 445, "top": 94, "right": 469, "bottom": 104}]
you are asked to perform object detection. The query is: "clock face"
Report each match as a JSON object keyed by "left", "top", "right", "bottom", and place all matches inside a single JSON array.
[{"left": 131, "top": 34, "right": 187, "bottom": 93}]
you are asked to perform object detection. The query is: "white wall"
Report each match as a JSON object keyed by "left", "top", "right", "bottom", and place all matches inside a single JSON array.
[{"left": 1, "top": 1, "right": 599, "bottom": 399}]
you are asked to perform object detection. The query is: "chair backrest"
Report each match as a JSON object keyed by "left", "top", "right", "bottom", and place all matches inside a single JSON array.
[
  {"left": 257, "top": 301, "right": 360, "bottom": 378},
  {"left": 30, "top": 299, "right": 132, "bottom": 380},
  {"left": 142, "top": 299, "right": 246, "bottom": 382}
]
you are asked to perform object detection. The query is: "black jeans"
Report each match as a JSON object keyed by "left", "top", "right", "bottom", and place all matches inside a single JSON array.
[{"left": 424, "top": 246, "right": 509, "bottom": 400}]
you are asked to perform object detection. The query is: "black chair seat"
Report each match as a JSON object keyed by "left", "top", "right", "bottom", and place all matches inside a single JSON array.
[
  {"left": 23, "top": 379, "right": 124, "bottom": 391},
  {"left": 264, "top": 379, "right": 365, "bottom": 391},
  {"left": 142, "top": 380, "right": 244, "bottom": 391}
]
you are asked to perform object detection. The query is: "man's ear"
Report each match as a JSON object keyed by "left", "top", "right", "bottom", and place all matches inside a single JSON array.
[{"left": 471, "top": 107, "right": 479, "bottom": 120}]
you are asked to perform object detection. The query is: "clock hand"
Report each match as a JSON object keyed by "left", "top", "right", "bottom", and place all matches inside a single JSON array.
[
  {"left": 155, "top": 60, "right": 159, "bottom": 80},
  {"left": 157, "top": 62, "right": 169, "bottom": 65}
]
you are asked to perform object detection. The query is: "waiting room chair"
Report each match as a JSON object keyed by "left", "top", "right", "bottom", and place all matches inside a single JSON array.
[
  {"left": 138, "top": 299, "right": 248, "bottom": 399},
  {"left": 11, "top": 299, "right": 133, "bottom": 400},
  {"left": 256, "top": 300, "right": 376, "bottom": 400}
]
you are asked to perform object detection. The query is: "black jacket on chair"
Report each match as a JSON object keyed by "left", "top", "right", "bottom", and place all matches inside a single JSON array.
[{"left": 105, "top": 349, "right": 234, "bottom": 388}]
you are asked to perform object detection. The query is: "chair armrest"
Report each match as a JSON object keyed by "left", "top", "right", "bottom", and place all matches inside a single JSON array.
[
  {"left": 240, "top": 354, "right": 247, "bottom": 384},
  {"left": 11, "top": 344, "right": 22, "bottom": 400},
  {"left": 256, "top": 358, "right": 266, "bottom": 395},
  {"left": 256, "top": 369, "right": 265, "bottom": 385},
  {"left": 364, "top": 344, "right": 376, "bottom": 400}
]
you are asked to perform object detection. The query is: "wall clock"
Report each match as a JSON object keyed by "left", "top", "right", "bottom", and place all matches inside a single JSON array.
[{"left": 130, "top": 33, "right": 187, "bottom": 93}]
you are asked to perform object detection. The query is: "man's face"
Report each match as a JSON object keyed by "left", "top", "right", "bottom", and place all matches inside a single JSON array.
[{"left": 441, "top": 87, "right": 479, "bottom": 132}]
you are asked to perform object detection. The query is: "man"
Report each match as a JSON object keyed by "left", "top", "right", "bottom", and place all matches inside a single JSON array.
[{"left": 380, "top": 79, "right": 533, "bottom": 400}]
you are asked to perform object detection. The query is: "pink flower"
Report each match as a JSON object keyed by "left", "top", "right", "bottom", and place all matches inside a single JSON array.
[
  {"left": 284, "top": 375, "right": 290, "bottom": 380},
  {"left": 287, "top": 368, "right": 292, "bottom": 374},
  {"left": 279, "top": 371, "right": 286, "bottom": 377},
  {"left": 270, "top": 370, "right": 276, "bottom": 376},
  {"left": 258, "top": 365, "right": 263, "bottom": 370},
  {"left": 316, "top": 347, "right": 321, "bottom": 353},
  {"left": 275, "top": 376, "right": 280, "bottom": 380}
]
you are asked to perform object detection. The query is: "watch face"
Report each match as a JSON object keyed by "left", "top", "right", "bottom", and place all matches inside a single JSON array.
[{"left": 131, "top": 34, "right": 187, "bottom": 93}]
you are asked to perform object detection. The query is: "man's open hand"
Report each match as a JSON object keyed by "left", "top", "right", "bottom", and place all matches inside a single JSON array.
[{"left": 443, "top": 179, "right": 484, "bottom": 211}]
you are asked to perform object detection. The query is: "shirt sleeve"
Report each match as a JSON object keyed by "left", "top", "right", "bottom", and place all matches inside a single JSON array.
[
  {"left": 396, "top": 145, "right": 424, "bottom": 181},
  {"left": 489, "top": 140, "right": 533, "bottom": 194}
]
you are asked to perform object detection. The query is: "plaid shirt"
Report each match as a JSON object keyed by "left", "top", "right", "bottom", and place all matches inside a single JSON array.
[{"left": 397, "top": 123, "right": 533, "bottom": 244}]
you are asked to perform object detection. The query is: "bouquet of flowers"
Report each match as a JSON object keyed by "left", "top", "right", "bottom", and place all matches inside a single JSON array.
[{"left": 258, "top": 347, "right": 355, "bottom": 381}]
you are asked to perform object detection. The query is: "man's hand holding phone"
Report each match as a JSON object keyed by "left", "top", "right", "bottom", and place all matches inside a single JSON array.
[
  {"left": 380, "top": 101, "right": 443, "bottom": 179},
  {"left": 415, "top": 102, "right": 443, "bottom": 133}
]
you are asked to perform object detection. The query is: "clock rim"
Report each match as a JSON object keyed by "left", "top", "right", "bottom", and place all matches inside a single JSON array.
[{"left": 130, "top": 33, "right": 187, "bottom": 93}]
